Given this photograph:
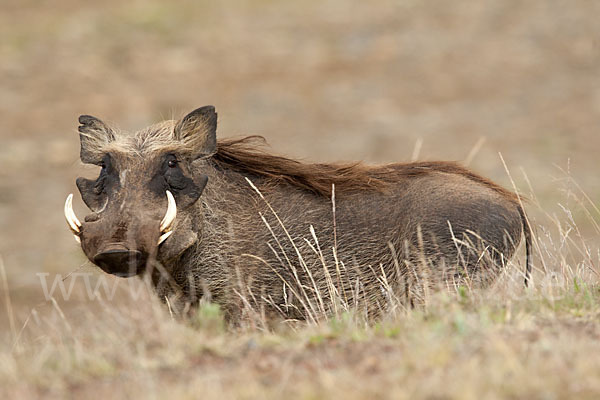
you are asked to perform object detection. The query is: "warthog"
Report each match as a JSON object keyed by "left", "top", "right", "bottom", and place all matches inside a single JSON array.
[{"left": 65, "top": 105, "right": 531, "bottom": 320}]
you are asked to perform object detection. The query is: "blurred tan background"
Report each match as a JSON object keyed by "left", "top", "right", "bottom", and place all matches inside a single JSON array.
[{"left": 1, "top": 0, "right": 599, "bottom": 316}]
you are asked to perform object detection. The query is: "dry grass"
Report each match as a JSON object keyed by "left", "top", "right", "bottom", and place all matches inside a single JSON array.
[
  {"left": 3, "top": 289, "right": 600, "bottom": 399},
  {"left": 1, "top": 175, "right": 599, "bottom": 399},
  {"left": 2, "top": 274, "right": 600, "bottom": 399}
]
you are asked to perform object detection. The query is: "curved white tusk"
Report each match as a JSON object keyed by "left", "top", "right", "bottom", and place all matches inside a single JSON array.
[
  {"left": 158, "top": 230, "right": 173, "bottom": 245},
  {"left": 160, "top": 190, "right": 177, "bottom": 233},
  {"left": 64, "top": 193, "right": 82, "bottom": 234}
]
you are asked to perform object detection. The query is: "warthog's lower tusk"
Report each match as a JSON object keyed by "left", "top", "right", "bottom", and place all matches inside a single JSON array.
[
  {"left": 158, "top": 230, "right": 173, "bottom": 245},
  {"left": 158, "top": 191, "right": 177, "bottom": 245},
  {"left": 64, "top": 194, "right": 82, "bottom": 238},
  {"left": 160, "top": 190, "right": 177, "bottom": 232}
]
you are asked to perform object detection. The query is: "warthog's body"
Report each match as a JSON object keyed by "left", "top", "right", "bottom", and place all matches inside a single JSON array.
[{"left": 66, "top": 106, "right": 530, "bottom": 320}]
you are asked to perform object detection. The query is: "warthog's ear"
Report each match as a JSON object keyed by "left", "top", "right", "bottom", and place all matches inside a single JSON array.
[
  {"left": 78, "top": 115, "right": 115, "bottom": 164},
  {"left": 173, "top": 105, "right": 217, "bottom": 159}
]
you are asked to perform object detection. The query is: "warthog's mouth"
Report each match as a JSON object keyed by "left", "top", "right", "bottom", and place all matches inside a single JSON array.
[
  {"left": 93, "top": 243, "right": 148, "bottom": 277},
  {"left": 63, "top": 190, "right": 178, "bottom": 276}
]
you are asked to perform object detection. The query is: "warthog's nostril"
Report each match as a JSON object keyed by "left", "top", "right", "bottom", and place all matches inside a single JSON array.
[{"left": 93, "top": 249, "right": 147, "bottom": 277}]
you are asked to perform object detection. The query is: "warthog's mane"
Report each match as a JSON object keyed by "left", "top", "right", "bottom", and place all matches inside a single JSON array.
[{"left": 213, "top": 136, "right": 520, "bottom": 201}]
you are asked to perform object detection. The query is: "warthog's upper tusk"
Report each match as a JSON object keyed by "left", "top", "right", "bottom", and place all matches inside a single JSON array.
[
  {"left": 159, "top": 190, "right": 177, "bottom": 235},
  {"left": 64, "top": 193, "right": 82, "bottom": 235}
]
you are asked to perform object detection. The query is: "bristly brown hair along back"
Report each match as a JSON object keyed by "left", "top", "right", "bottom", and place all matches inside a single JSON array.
[{"left": 213, "top": 136, "right": 519, "bottom": 201}]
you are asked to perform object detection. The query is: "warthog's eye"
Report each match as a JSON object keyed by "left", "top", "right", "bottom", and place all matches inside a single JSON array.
[
  {"left": 162, "top": 154, "right": 188, "bottom": 191},
  {"left": 164, "top": 154, "right": 179, "bottom": 169}
]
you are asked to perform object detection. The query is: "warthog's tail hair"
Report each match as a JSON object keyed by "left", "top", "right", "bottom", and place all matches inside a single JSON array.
[{"left": 518, "top": 205, "right": 532, "bottom": 287}]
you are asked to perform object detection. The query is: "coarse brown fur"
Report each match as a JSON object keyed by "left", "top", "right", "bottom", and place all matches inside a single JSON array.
[{"left": 71, "top": 106, "right": 532, "bottom": 322}]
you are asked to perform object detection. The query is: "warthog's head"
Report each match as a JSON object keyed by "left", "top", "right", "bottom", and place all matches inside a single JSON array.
[{"left": 65, "top": 106, "right": 217, "bottom": 277}]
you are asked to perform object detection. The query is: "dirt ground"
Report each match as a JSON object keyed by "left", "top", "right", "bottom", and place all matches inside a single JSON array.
[{"left": 1, "top": 1, "right": 599, "bottom": 398}]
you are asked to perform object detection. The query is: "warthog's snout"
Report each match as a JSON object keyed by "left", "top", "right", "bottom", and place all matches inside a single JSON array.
[
  {"left": 64, "top": 190, "right": 178, "bottom": 277},
  {"left": 93, "top": 246, "right": 147, "bottom": 277}
]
